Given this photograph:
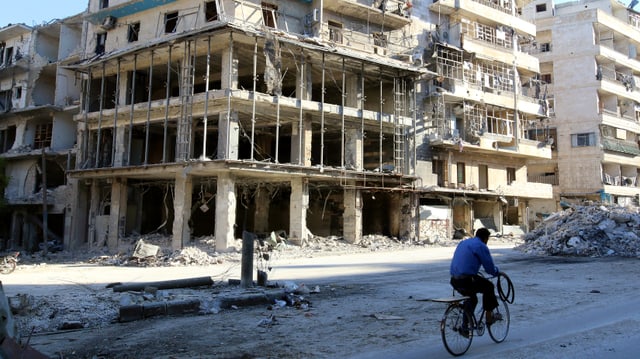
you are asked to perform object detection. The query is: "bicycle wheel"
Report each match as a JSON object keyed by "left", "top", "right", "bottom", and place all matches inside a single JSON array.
[
  {"left": 441, "top": 304, "right": 473, "bottom": 356},
  {"left": 488, "top": 299, "right": 510, "bottom": 343},
  {"left": 0, "top": 259, "right": 16, "bottom": 275}
]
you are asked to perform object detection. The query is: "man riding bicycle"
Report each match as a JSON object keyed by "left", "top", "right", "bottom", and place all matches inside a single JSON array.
[{"left": 449, "top": 227, "right": 502, "bottom": 332}]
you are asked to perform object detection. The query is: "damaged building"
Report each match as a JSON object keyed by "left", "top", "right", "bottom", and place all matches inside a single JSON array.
[
  {"left": 522, "top": 0, "right": 640, "bottom": 215},
  {"left": 0, "top": 18, "right": 83, "bottom": 251},
  {"left": 2, "top": 0, "right": 556, "bottom": 252}
]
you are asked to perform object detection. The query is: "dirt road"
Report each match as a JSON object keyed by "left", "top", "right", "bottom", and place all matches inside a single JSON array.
[{"left": 3, "top": 242, "right": 640, "bottom": 358}]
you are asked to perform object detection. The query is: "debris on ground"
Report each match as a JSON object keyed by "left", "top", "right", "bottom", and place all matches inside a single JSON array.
[{"left": 518, "top": 204, "right": 640, "bottom": 257}]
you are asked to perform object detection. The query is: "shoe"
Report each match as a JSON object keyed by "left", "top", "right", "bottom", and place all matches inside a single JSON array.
[
  {"left": 458, "top": 327, "right": 470, "bottom": 338},
  {"left": 486, "top": 312, "right": 503, "bottom": 326}
]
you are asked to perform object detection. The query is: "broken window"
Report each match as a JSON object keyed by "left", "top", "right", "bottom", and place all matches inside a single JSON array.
[
  {"left": 507, "top": 167, "right": 516, "bottom": 185},
  {"left": 5, "top": 47, "right": 13, "bottom": 65},
  {"left": 571, "top": 132, "right": 596, "bottom": 147},
  {"left": 34, "top": 123, "right": 53, "bottom": 149},
  {"left": 205, "top": 1, "right": 219, "bottom": 22},
  {"left": 0, "top": 126, "right": 16, "bottom": 153},
  {"left": 0, "top": 90, "right": 11, "bottom": 112},
  {"left": 96, "top": 32, "right": 107, "bottom": 54},
  {"left": 14, "top": 86, "right": 22, "bottom": 99},
  {"left": 536, "top": 4, "right": 546, "bottom": 12},
  {"left": 456, "top": 162, "right": 465, "bottom": 184},
  {"left": 128, "top": 22, "right": 140, "bottom": 43},
  {"left": 540, "top": 43, "right": 551, "bottom": 52},
  {"left": 262, "top": 2, "right": 278, "bottom": 28},
  {"left": 100, "top": 0, "right": 109, "bottom": 9},
  {"left": 540, "top": 73, "right": 552, "bottom": 84},
  {"left": 328, "top": 21, "right": 343, "bottom": 44},
  {"left": 165, "top": 11, "right": 179, "bottom": 33}
]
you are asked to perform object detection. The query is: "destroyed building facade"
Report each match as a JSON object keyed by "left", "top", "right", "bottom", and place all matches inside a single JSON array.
[
  {"left": 2, "top": 0, "right": 555, "bottom": 251},
  {"left": 522, "top": 0, "right": 640, "bottom": 215},
  {"left": 0, "top": 18, "right": 83, "bottom": 251}
]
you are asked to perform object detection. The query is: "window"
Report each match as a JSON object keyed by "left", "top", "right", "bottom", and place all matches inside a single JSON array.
[
  {"left": 165, "top": 11, "right": 179, "bottom": 33},
  {"left": 205, "top": 1, "right": 219, "bottom": 22},
  {"left": 96, "top": 33, "right": 107, "bottom": 54},
  {"left": 571, "top": 132, "right": 596, "bottom": 147},
  {"left": 14, "top": 87, "right": 21, "bottom": 99},
  {"left": 128, "top": 22, "right": 140, "bottom": 43},
  {"left": 0, "top": 126, "right": 16, "bottom": 153},
  {"left": 540, "top": 43, "right": 551, "bottom": 52},
  {"left": 34, "top": 123, "right": 53, "bottom": 149},
  {"left": 328, "top": 21, "right": 343, "bottom": 43},
  {"left": 5, "top": 47, "right": 13, "bottom": 65},
  {"left": 456, "top": 162, "right": 465, "bottom": 184},
  {"left": 540, "top": 73, "right": 552, "bottom": 84},
  {"left": 100, "top": 0, "right": 109, "bottom": 9},
  {"left": 536, "top": 4, "right": 547, "bottom": 12},
  {"left": 507, "top": 167, "right": 516, "bottom": 185},
  {"left": 0, "top": 43, "right": 4, "bottom": 66},
  {"left": 262, "top": 2, "right": 278, "bottom": 28}
]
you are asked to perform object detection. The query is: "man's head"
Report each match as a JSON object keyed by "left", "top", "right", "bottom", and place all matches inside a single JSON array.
[{"left": 475, "top": 228, "right": 491, "bottom": 243}]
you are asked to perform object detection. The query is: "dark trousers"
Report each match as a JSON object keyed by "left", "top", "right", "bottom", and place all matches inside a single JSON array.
[{"left": 450, "top": 275, "right": 499, "bottom": 320}]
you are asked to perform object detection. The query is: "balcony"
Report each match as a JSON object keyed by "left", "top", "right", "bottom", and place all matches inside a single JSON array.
[
  {"left": 323, "top": 0, "right": 411, "bottom": 30},
  {"left": 601, "top": 136, "right": 640, "bottom": 156}
]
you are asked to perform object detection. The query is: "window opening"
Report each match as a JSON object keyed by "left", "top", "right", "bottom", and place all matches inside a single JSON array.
[
  {"left": 165, "top": 11, "right": 179, "bottom": 33},
  {"left": 34, "top": 123, "right": 53, "bottom": 149},
  {"left": 205, "top": 1, "right": 219, "bottom": 22},
  {"left": 457, "top": 162, "right": 465, "bottom": 184},
  {"left": 262, "top": 3, "right": 278, "bottom": 28},
  {"left": 507, "top": 167, "right": 516, "bottom": 185},
  {"left": 96, "top": 33, "right": 107, "bottom": 54},
  {"left": 328, "top": 21, "right": 343, "bottom": 43},
  {"left": 128, "top": 22, "right": 140, "bottom": 42},
  {"left": 536, "top": 4, "right": 546, "bottom": 12},
  {"left": 100, "top": 0, "right": 109, "bottom": 9}
]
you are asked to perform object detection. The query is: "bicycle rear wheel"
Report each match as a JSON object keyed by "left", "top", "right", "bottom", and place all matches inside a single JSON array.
[
  {"left": 488, "top": 300, "right": 510, "bottom": 343},
  {"left": 441, "top": 304, "right": 473, "bottom": 356}
]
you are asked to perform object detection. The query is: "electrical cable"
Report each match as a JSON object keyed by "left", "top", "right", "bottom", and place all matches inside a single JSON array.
[{"left": 496, "top": 272, "right": 515, "bottom": 304}]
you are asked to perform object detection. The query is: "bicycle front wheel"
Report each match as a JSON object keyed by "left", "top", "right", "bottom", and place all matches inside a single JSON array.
[
  {"left": 441, "top": 304, "right": 473, "bottom": 356},
  {"left": 488, "top": 300, "right": 510, "bottom": 343}
]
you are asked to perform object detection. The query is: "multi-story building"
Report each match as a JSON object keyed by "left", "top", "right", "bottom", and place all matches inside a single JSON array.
[
  {"left": 0, "top": 17, "right": 83, "bottom": 251},
  {"left": 523, "top": 0, "right": 640, "bottom": 214},
  {"left": 2, "top": 0, "right": 556, "bottom": 252},
  {"left": 419, "top": 0, "right": 553, "bottom": 237}
]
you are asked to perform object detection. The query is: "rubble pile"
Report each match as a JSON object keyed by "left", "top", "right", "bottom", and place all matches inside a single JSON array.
[{"left": 518, "top": 204, "right": 640, "bottom": 257}]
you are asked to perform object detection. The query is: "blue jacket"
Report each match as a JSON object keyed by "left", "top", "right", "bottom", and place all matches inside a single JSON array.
[{"left": 450, "top": 236, "right": 499, "bottom": 277}]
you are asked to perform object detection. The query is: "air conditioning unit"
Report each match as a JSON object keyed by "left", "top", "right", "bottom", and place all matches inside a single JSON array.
[
  {"left": 100, "top": 16, "right": 117, "bottom": 30},
  {"left": 304, "top": 9, "right": 320, "bottom": 26}
]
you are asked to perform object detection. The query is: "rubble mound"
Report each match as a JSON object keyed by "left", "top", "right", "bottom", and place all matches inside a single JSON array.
[{"left": 518, "top": 204, "right": 640, "bottom": 257}]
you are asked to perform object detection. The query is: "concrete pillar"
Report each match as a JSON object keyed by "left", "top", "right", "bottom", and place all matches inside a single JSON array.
[
  {"left": 172, "top": 171, "right": 193, "bottom": 250},
  {"left": 254, "top": 185, "right": 270, "bottom": 233},
  {"left": 345, "top": 74, "right": 361, "bottom": 109},
  {"left": 397, "top": 193, "right": 417, "bottom": 241},
  {"left": 108, "top": 178, "right": 127, "bottom": 250},
  {"left": 291, "top": 115, "right": 312, "bottom": 166},
  {"left": 215, "top": 172, "right": 236, "bottom": 251},
  {"left": 68, "top": 178, "right": 89, "bottom": 250},
  {"left": 343, "top": 186, "right": 362, "bottom": 244},
  {"left": 113, "top": 126, "right": 126, "bottom": 167},
  {"left": 345, "top": 128, "right": 363, "bottom": 171},
  {"left": 289, "top": 178, "right": 309, "bottom": 245},
  {"left": 218, "top": 47, "right": 239, "bottom": 160},
  {"left": 296, "top": 55, "right": 312, "bottom": 101},
  {"left": 89, "top": 179, "right": 100, "bottom": 248}
]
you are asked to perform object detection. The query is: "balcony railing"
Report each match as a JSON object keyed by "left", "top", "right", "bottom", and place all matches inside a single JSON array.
[
  {"left": 601, "top": 136, "right": 640, "bottom": 156},
  {"left": 603, "top": 172, "right": 637, "bottom": 187},
  {"left": 470, "top": 0, "right": 513, "bottom": 15},
  {"left": 460, "top": 22, "right": 513, "bottom": 50},
  {"left": 528, "top": 174, "right": 558, "bottom": 185}
]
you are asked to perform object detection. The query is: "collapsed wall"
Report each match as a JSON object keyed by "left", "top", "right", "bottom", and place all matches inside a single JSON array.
[{"left": 519, "top": 204, "right": 640, "bottom": 257}]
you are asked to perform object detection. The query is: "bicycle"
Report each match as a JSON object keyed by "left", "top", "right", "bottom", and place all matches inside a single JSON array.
[
  {"left": 431, "top": 272, "right": 514, "bottom": 356},
  {"left": 0, "top": 251, "right": 20, "bottom": 275}
]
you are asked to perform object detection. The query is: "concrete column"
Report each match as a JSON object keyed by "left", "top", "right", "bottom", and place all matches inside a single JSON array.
[
  {"left": 289, "top": 178, "right": 309, "bottom": 245},
  {"left": 345, "top": 74, "right": 361, "bottom": 109},
  {"left": 254, "top": 185, "right": 270, "bottom": 233},
  {"left": 218, "top": 47, "right": 239, "bottom": 160},
  {"left": 172, "top": 171, "right": 193, "bottom": 250},
  {"left": 89, "top": 179, "right": 100, "bottom": 248},
  {"left": 108, "top": 178, "right": 127, "bottom": 250},
  {"left": 215, "top": 172, "right": 236, "bottom": 251},
  {"left": 291, "top": 115, "right": 312, "bottom": 166},
  {"left": 343, "top": 186, "right": 362, "bottom": 244},
  {"left": 397, "top": 193, "right": 417, "bottom": 241},
  {"left": 345, "top": 128, "right": 363, "bottom": 171},
  {"left": 296, "top": 55, "right": 312, "bottom": 101},
  {"left": 68, "top": 178, "right": 88, "bottom": 250},
  {"left": 113, "top": 126, "right": 126, "bottom": 167}
]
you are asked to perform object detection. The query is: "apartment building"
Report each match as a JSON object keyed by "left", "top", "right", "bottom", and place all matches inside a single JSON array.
[
  {"left": 419, "top": 0, "right": 553, "bottom": 237},
  {"left": 0, "top": 18, "right": 83, "bottom": 251},
  {"left": 523, "top": 0, "right": 640, "bottom": 212},
  {"left": 1, "top": 0, "right": 554, "bottom": 253}
]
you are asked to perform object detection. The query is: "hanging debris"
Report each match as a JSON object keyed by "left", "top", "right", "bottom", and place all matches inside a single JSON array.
[{"left": 518, "top": 204, "right": 640, "bottom": 257}]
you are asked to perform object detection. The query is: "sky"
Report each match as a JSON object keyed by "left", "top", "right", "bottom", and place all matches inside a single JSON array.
[{"left": 0, "top": 1, "right": 88, "bottom": 28}]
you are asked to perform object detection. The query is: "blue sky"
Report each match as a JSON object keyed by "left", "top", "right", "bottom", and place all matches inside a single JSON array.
[{"left": 0, "top": 1, "right": 87, "bottom": 28}]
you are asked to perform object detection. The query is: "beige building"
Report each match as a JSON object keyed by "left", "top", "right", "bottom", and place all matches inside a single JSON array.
[
  {"left": 523, "top": 0, "right": 640, "bottom": 214},
  {"left": 0, "top": 18, "right": 83, "bottom": 251},
  {"left": 2, "top": 0, "right": 556, "bottom": 252}
]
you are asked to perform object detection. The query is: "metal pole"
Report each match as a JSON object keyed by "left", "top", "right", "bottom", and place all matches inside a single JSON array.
[
  {"left": 298, "top": 54, "right": 304, "bottom": 165},
  {"left": 163, "top": 46, "right": 172, "bottom": 163},
  {"left": 203, "top": 38, "right": 211, "bottom": 159},
  {"left": 41, "top": 148, "right": 48, "bottom": 256},
  {"left": 225, "top": 33, "right": 233, "bottom": 159},
  {"left": 341, "top": 57, "right": 346, "bottom": 168},
  {"left": 379, "top": 73, "right": 383, "bottom": 169},
  {"left": 128, "top": 54, "right": 137, "bottom": 166},
  {"left": 83, "top": 68, "right": 92, "bottom": 167},
  {"left": 250, "top": 37, "right": 258, "bottom": 161},
  {"left": 112, "top": 58, "right": 121, "bottom": 166},
  {"left": 321, "top": 52, "right": 325, "bottom": 169},
  {"left": 96, "top": 62, "right": 106, "bottom": 168},
  {"left": 144, "top": 51, "right": 154, "bottom": 165}
]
